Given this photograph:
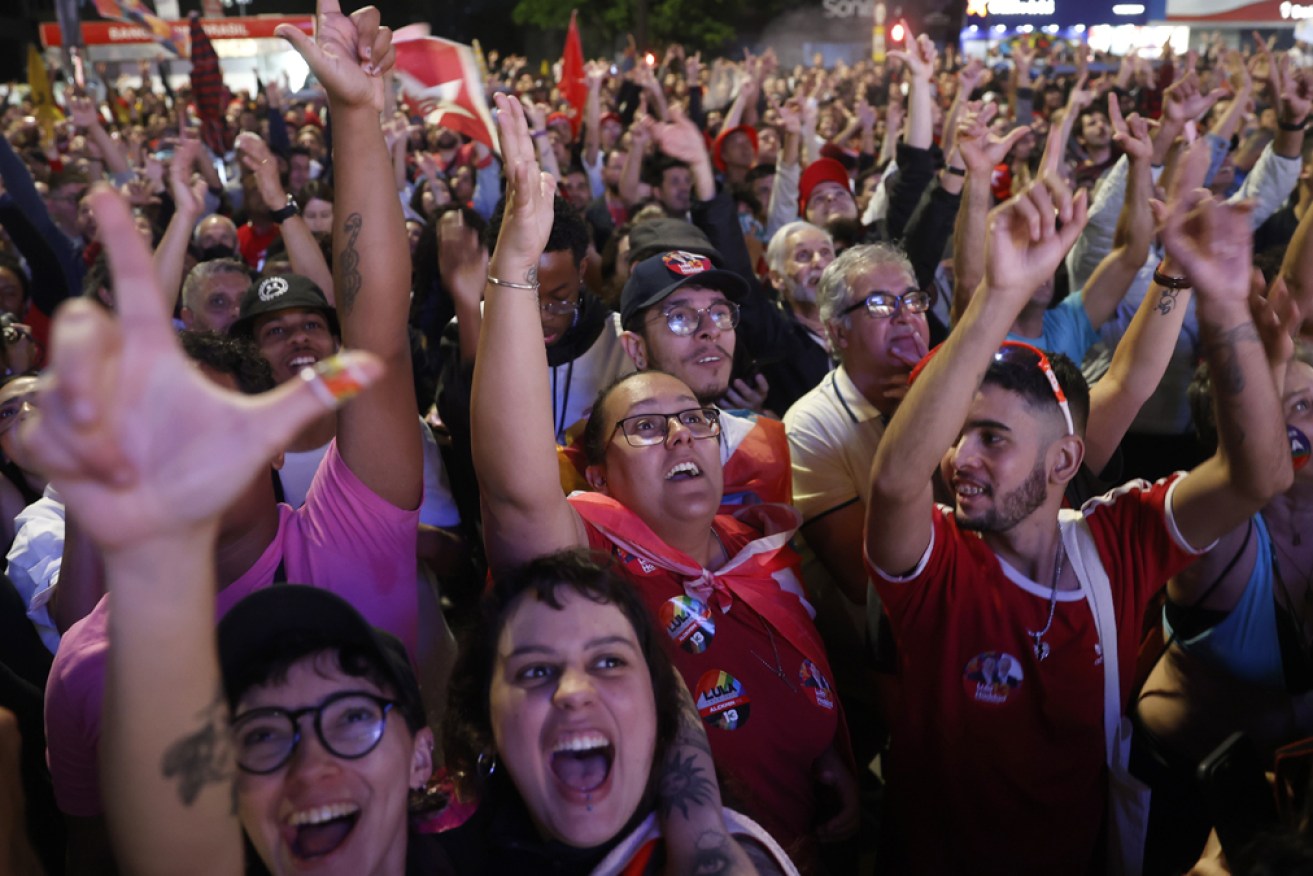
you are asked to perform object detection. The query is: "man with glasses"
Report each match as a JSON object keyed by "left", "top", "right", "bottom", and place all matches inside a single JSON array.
[
  {"left": 864, "top": 176, "right": 1291, "bottom": 872},
  {"left": 617, "top": 250, "right": 793, "bottom": 510}
]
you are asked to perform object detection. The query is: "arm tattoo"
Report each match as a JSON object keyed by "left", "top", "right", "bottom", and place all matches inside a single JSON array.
[
  {"left": 660, "top": 750, "right": 717, "bottom": 820},
  {"left": 675, "top": 687, "right": 712, "bottom": 757},
  {"left": 338, "top": 212, "right": 363, "bottom": 316},
  {"left": 1201, "top": 321, "right": 1260, "bottom": 397},
  {"left": 690, "top": 831, "right": 734, "bottom": 874},
  {"left": 1156, "top": 288, "right": 1181, "bottom": 315},
  {"left": 525, "top": 265, "right": 539, "bottom": 286},
  {"left": 160, "top": 693, "right": 236, "bottom": 811}
]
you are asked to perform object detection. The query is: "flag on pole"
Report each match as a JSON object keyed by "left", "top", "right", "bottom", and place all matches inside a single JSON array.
[
  {"left": 394, "top": 36, "right": 500, "bottom": 155},
  {"left": 27, "top": 45, "right": 63, "bottom": 146},
  {"left": 91, "top": 0, "right": 185, "bottom": 56},
  {"left": 188, "top": 13, "right": 231, "bottom": 157},
  {"left": 558, "top": 10, "right": 587, "bottom": 138}
]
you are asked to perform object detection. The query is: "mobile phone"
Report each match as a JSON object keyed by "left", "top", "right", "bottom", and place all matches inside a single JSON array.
[{"left": 1197, "top": 732, "right": 1280, "bottom": 857}]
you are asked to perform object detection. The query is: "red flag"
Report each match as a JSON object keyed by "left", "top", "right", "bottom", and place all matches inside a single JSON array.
[
  {"left": 558, "top": 10, "right": 586, "bottom": 138},
  {"left": 188, "top": 13, "right": 232, "bottom": 157},
  {"left": 394, "top": 37, "right": 500, "bottom": 155},
  {"left": 92, "top": 0, "right": 185, "bottom": 55}
]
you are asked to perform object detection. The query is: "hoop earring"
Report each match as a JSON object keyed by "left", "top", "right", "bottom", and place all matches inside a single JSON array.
[{"left": 477, "top": 750, "right": 498, "bottom": 779}]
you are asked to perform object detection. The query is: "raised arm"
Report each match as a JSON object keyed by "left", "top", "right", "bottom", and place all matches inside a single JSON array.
[
  {"left": 869, "top": 177, "right": 1088, "bottom": 575},
  {"left": 67, "top": 94, "right": 132, "bottom": 178},
  {"left": 888, "top": 29, "right": 936, "bottom": 151},
  {"left": 233, "top": 131, "right": 334, "bottom": 302},
  {"left": 278, "top": 3, "right": 422, "bottom": 510},
  {"left": 1083, "top": 137, "right": 1213, "bottom": 473},
  {"left": 1161, "top": 193, "right": 1292, "bottom": 549},
  {"left": 951, "top": 103, "right": 1031, "bottom": 324},
  {"left": 152, "top": 138, "right": 209, "bottom": 312},
  {"left": 1077, "top": 97, "right": 1153, "bottom": 331},
  {"left": 23, "top": 185, "right": 378, "bottom": 876},
  {"left": 471, "top": 95, "right": 587, "bottom": 573}
]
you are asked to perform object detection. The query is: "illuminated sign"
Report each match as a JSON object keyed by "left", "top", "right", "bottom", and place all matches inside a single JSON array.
[
  {"left": 822, "top": 0, "right": 875, "bottom": 17},
  {"left": 967, "top": 0, "right": 1058, "bottom": 16}
]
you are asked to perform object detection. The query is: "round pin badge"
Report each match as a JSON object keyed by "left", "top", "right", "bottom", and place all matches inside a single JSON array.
[
  {"left": 797, "top": 659, "right": 836, "bottom": 710},
  {"left": 962, "top": 651, "right": 1024, "bottom": 706},
  {"left": 659, "top": 595, "right": 715, "bottom": 654},
  {"left": 694, "top": 669, "right": 751, "bottom": 730},
  {"left": 1290, "top": 424, "right": 1311, "bottom": 472}
]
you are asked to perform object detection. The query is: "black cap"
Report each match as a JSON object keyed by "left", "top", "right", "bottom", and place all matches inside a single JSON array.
[
  {"left": 619, "top": 250, "right": 749, "bottom": 327},
  {"left": 228, "top": 274, "right": 340, "bottom": 340},
  {"left": 626, "top": 219, "right": 722, "bottom": 268},
  {"left": 217, "top": 586, "right": 423, "bottom": 729}
]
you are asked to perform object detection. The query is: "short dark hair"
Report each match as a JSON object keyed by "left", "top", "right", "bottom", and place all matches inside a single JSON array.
[
  {"left": 981, "top": 349, "right": 1090, "bottom": 438},
  {"left": 179, "top": 331, "right": 276, "bottom": 395},
  {"left": 642, "top": 153, "right": 690, "bottom": 188},
  {"left": 226, "top": 642, "right": 425, "bottom": 734},
  {"left": 580, "top": 371, "right": 675, "bottom": 465},
  {"left": 443, "top": 549, "right": 682, "bottom": 799},
  {"left": 0, "top": 253, "right": 31, "bottom": 305},
  {"left": 296, "top": 179, "right": 334, "bottom": 206},
  {"left": 484, "top": 195, "right": 589, "bottom": 265}
]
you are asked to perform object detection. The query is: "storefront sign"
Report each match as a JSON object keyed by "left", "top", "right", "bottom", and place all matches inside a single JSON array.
[{"left": 39, "top": 16, "right": 313, "bottom": 48}]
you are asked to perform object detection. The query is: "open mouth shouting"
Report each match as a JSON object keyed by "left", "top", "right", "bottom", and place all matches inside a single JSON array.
[
  {"left": 549, "top": 730, "right": 615, "bottom": 801},
  {"left": 281, "top": 801, "right": 361, "bottom": 862},
  {"left": 666, "top": 460, "right": 703, "bottom": 481}
]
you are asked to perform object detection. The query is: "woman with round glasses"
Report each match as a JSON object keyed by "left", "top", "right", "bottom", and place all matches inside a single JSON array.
[{"left": 471, "top": 95, "right": 858, "bottom": 871}]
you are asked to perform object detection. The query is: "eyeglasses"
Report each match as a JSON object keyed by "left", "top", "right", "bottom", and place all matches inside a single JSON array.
[
  {"left": 539, "top": 297, "right": 579, "bottom": 317},
  {"left": 994, "top": 341, "right": 1075, "bottom": 437},
  {"left": 613, "top": 408, "right": 722, "bottom": 447},
  {"left": 838, "top": 289, "right": 932, "bottom": 321},
  {"left": 230, "top": 691, "right": 396, "bottom": 774},
  {"left": 652, "top": 301, "right": 740, "bottom": 337},
  {"left": 0, "top": 393, "right": 36, "bottom": 435}
]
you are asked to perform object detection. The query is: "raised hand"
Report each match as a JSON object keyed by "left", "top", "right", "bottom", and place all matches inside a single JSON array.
[
  {"left": 888, "top": 29, "right": 937, "bottom": 83},
  {"left": 1251, "top": 276, "right": 1300, "bottom": 375},
  {"left": 168, "top": 137, "right": 208, "bottom": 217},
  {"left": 652, "top": 106, "right": 710, "bottom": 167},
  {"left": 487, "top": 93, "right": 556, "bottom": 280},
  {"left": 1162, "top": 71, "right": 1226, "bottom": 125},
  {"left": 67, "top": 94, "right": 103, "bottom": 131},
  {"left": 1108, "top": 96, "right": 1154, "bottom": 162},
  {"left": 275, "top": 0, "right": 394, "bottom": 112},
  {"left": 957, "top": 102, "right": 1031, "bottom": 176},
  {"left": 438, "top": 209, "right": 488, "bottom": 309},
  {"left": 235, "top": 131, "right": 286, "bottom": 206},
  {"left": 1154, "top": 191, "right": 1255, "bottom": 306},
  {"left": 16, "top": 186, "right": 381, "bottom": 551},
  {"left": 984, "top": 175, "right": 1089, "bottom": 306}
]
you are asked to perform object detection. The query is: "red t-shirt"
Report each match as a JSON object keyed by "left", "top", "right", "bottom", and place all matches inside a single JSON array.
[
  {"left": 573, "top": 496, "right": 839, "bottom": 864},
  {"left": 236, "top": 222, "right": 281, "bottom": 269},
  {"left": 868, "top": 475, "right": 1203, "bottom": 874}
]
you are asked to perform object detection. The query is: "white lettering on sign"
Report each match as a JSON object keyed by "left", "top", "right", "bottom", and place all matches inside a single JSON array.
[
  {"left": 822, "top": 0, "right": 876, "bottom": 18},
  {"left": 1282, "top": 1, "right": 1313, "bottom": 19},
  {"left": 981, "top": 0, "right": 1056, "bottom": 14}
]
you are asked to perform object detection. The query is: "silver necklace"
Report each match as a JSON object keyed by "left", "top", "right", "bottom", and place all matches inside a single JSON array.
[{"left": 1026, "top": 541, "right": 1064, "bottom": 662}]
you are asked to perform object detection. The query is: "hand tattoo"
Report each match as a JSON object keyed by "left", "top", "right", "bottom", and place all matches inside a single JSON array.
[
  {"left": 160, "top": 694, "right": 235, "bottom": 811},
  {"left": 338, "top": 212, "right": 363, "bottom": 315}
]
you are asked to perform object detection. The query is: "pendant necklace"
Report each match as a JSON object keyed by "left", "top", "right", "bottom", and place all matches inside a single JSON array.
[
  {"left": 750, "top": 614, "right": 797, "bottom": 692},
  {"left": 1026, "top": 540, "right": 1064, "bottom": 662}
]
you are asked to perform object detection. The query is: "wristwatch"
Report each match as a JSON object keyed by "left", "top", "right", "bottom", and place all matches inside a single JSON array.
[{"left": 270, "top": 193, "right": 300, "bottom": 224}]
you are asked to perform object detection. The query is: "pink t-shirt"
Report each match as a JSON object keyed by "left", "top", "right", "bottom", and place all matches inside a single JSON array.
[{"left": 44, "top": 441, "right": 418, "bottom": 817}]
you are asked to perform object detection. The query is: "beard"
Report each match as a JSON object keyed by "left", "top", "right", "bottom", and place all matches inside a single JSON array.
[{"left": 957, "top": 460, "right": 1049, "bottom": 534}]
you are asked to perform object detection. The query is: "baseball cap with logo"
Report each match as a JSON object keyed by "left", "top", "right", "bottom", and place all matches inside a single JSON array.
[
  {"left": 228, "top": 273, "right": 340, "bottom": 340},
  {"left": 620, "top": 250, "right": 749, "bottom": 327}
]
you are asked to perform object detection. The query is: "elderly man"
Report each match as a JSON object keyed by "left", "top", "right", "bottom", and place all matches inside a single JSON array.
[
  {"left": 784, "top": 243, "right": 929, "bottom": 608},
  {"left": 178, "top": 258, "right": 251, "bottom": 333}
]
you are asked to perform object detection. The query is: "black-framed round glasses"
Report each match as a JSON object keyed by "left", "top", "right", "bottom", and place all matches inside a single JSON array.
[
  {"left": 838, "top": 289, "right": 931, "bottom": 320},
  {"left": 654, "top": 301, "right": 740, "bottom": 337},
  {"left": 231, "top": 691, "right": 397, "bottom": 774},
  {"left": 613, "top": 408, "right": 722, "bottom": 447}
]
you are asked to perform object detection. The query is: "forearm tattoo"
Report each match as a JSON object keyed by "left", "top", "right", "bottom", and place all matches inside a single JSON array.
[
  {"left": 660, "top": 693, "right": 716, "bottom": 819},
  {"left": 160, "top": 693, "right": 236, "bottom": 811},
  {"left": 525, "top": 265, "right": 539, "bottom": 286},
  {"left": 338, "top": 212, "right": 363, "bottom": 316},
  {"left": 1156, "top": 287, "right": 1181, "bottom": 315},
  {"left": 1201, "top": 321, "right": 1260, "bottom": 397}
]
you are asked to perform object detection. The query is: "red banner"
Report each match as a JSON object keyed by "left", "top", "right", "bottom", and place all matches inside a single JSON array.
[{"left": 39, "top": 16, "right": 313, "bottom": 49}]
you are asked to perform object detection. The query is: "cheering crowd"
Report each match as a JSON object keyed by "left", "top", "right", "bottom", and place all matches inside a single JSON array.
[{"left": 2, "top": 5, "right": 1313, "bottom": 874}]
